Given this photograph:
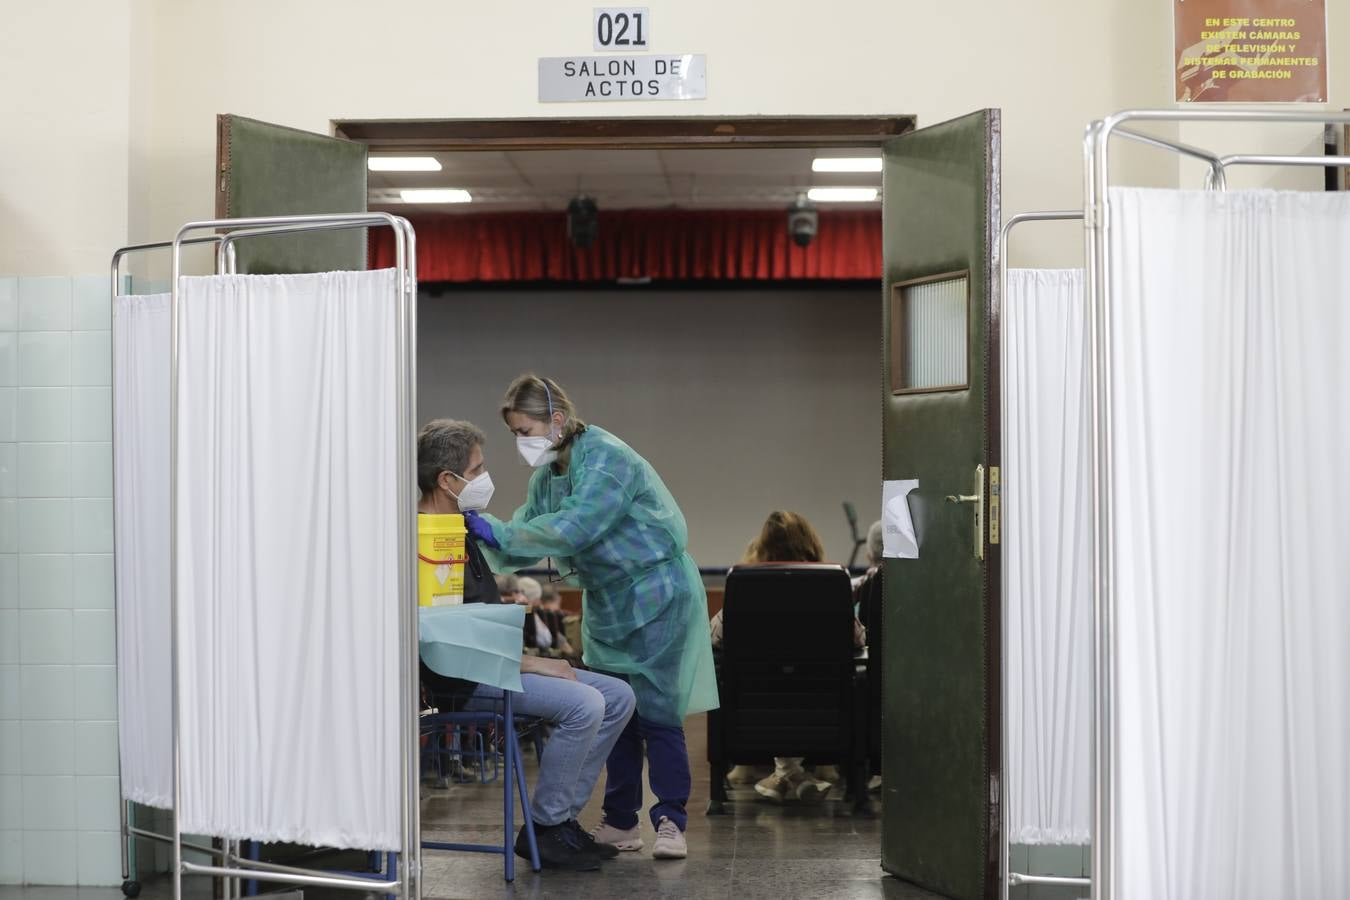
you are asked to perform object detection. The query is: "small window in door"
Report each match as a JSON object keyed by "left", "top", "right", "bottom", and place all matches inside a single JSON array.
[{"left": 890, "top": 271, "right": 970, "bottom": 394}]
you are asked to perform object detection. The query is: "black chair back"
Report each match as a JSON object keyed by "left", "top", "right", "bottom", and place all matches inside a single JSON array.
[{"left": 718, "top": 563, "right": 856, "bottom": 757}]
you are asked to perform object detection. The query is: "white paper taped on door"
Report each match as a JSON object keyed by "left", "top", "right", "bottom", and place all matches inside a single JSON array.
[{"left": 882, "top": 480, "right": 920, "bottom": 558}]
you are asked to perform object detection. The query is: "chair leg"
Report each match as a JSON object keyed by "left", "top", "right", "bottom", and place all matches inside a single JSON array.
[
  {"left": 503, "top": 698, "right": 516, "bottom": 882},
  {"left": 706, "top": 759, "right": 728, "bottom": 815},
  {"left": 512, "top": 728, "right": 541, "bottom": 872},
  {"left": 850, "top": 758, "right": 870, "bottom": 815}
]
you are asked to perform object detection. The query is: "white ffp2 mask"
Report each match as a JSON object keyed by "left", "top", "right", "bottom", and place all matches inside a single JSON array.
[
  {"left": 449, "top": 471, "right": 495, "bottom": 511},
  {"left": 516, "top": 435, "right": 559, "bottom": 468}
]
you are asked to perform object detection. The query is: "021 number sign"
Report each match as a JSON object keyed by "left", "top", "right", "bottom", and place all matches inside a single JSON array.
[{"left": 593, "top": 8, "right": 649, "bottom": 51}]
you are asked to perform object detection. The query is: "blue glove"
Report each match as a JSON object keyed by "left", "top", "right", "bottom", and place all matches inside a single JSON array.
[{"left": 463, "top": 510, "right": 501, "bottom": 550}]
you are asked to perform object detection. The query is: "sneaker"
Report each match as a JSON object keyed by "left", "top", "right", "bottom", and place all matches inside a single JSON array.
[
  {"left": 754, "top": 773, "right": 791, "bottom": 803},
  {"left": 813, "top": 764, "right": 842, "bottom": 784},
  {"left": 726, "top": 764, "right": 758, "bottom": 785},
  {"left": 783, "top": 766, "right": 831, "bottom": 804},
  {"left": 590, "top": 815, "right": 644, "bottom": 852},
  {"left": 516, "top": 822, "right": 602, "bottom": 871},
  {"left": 867, "top": 774, "right": 883, "bottom": 793},
  {"left": 651, "top": 816, "right": 687, "bottom": 860},
  {"left": 566, "top": 819, "right": 619, "bottom": 859}
]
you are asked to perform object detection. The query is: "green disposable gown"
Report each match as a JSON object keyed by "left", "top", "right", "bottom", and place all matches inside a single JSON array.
[{"left": 482, "top": 426, "right": 719, "bottom": 725}]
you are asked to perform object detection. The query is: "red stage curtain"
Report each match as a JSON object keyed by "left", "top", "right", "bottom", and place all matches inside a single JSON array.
[{"left": 368, "top": 208, "right": 881, "bottom": 283}]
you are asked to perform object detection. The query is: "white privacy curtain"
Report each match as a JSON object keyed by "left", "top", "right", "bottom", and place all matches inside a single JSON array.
[
  {"left": 1108, "top": 188, "right": 1350, "bottom": 899},
  {"left": 176, "top": 269, "right": 402, "bottom": 850},
  {"left": 1003, "top": 269, "right": 1092, "bottom": 845},
  {"left": 113, "top": 293, "right": 174, "bottom": 809}
]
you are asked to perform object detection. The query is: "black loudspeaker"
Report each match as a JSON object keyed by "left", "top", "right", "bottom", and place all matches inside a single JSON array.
[{"left": 567, "top": 196, "right": 599, "bottom": 248}]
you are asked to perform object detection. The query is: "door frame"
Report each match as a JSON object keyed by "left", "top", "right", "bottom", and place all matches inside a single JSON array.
[
  {"left": 334, "top": 115, "right": 916, "bottom": 151},
  {"left": 334, "top": 110, "right": 1003, "bottom": 899}
]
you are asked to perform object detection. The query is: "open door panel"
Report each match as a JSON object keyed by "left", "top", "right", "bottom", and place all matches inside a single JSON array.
[
  {"left": 880, "top": 109, "right": 1002, "bottom": 900},
  {"left": 216, "top": 114, "right": 369, "bottom": 274}
]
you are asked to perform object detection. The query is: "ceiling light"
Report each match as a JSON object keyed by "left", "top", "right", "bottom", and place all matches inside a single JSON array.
[
  {"left": 399, "top": 189, "right": 471, "bottom": 204},
  {"left": 812, "top": 157, "right": 882, "bottom": 173},
  {"left": 369, "top": 157, "right": 442, "bottom": 172},
  {"left": 806, "top": 187, "right": 879, "bottom": 203}
]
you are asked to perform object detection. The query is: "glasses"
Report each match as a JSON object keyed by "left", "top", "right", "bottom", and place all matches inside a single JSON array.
[{"left": 546, "top": 558, "right": 577, "bottom": 584}]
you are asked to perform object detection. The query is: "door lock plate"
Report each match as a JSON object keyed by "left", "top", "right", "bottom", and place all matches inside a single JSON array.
[
  {"left": 988, "top": 466, "right": 1000, "bottom": 546},
  {"left": 945, "top": 463, "right": 985, "bottom": 560}
]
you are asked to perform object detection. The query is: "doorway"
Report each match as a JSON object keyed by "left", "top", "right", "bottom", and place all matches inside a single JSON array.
[{"left": 218, "top": 111, "right": 1003, "bottom": 900}]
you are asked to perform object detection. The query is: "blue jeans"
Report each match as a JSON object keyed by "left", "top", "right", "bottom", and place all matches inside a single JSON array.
[
  {"left": 466, "top": 669, "right": 635, "bottom": 827},
  {"left": 602, "top": 713, "right": 691, "bottom": 832}
]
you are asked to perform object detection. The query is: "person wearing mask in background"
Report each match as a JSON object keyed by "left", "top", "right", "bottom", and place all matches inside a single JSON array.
[
  {"left": 500, "top": 573, "right": 556, "bottom": 653},
  {"left": 464, "top": 375, "right": 718, "bottom": 862},
  {"left": 709, "top": 510, "right": 865, "bottom": 802},
  {"left": 417, "top": 418, "right": 636, "bottom": 871},
  {"left": 523, "top": 576, "right": 578, "bottom": 660}
]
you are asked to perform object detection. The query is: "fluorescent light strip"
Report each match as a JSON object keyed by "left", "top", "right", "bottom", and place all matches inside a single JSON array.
[
  {"left": 369, "top": 157, "right": 443, "bottom": 172},
  {"left": 400, "top": 189, "right": 472, "bottom": 204},
  {"left": 806, "top": 187, "right": 879, "bottom": 203},
  {"left": 811, "top": 157, "right": 882, "bottom": 173}
]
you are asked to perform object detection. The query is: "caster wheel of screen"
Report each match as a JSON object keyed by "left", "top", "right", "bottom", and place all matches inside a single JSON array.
[{"left": 121, "top": 880, "right": 142, "bottom": 898}]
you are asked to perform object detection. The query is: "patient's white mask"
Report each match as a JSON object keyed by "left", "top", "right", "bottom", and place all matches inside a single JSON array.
[
  {"left": 448, "top": 470, "right": 495, "bottom": 511},
  {"left": 516, "top": 433, "right": 559, "bottom": 468}
]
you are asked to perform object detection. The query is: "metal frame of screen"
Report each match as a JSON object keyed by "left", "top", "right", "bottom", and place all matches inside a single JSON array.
[
  {"left": 1084, "top": 108, "right": 1350, "bottom": 900},
  {"left": 995, "top": 209, "right": 1090, "bottom": 900},
  {"left": 110, "top": 213, "right": 420, "bottom": 899}
]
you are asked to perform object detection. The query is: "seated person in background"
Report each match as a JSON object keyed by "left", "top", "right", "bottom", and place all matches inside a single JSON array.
[
  {"left": 498, "top": 573, "right": 555, "bottom": 653},
  {"left": 539, "top": 583, "right": 564, "bottom": 612},
  {"left": 853, "top": 520, "right": 885, "bottom": 794},
  {"left": 709, "top": 510, "right": 865, "bottom": 802},
  {"left": 418, "top": 418, "right": 636, "bottom": 871},
  {"left": 853, "top": 520, "right": 884, "bottom": 623},
  {"left": 524, "top": 578, "right": 578, "bottom": 661}
]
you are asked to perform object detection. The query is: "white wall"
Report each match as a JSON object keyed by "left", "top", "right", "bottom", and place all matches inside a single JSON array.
[
  {"left": 0, "top": 2, "right": 133, "bottom": 275},
  {"left": 418, "top": 285, "right": 879, "bottom": 566},
  {"left": 7, "top": 1, "right": 1350, "bottom": 275},
  {"left": 128, "top": 0, "right": 1188, "bottom": 270}
]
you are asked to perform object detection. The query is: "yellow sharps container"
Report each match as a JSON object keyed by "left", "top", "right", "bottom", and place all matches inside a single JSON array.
[{"left": 417, "top": 513, "right": 468, "bottom": 606}]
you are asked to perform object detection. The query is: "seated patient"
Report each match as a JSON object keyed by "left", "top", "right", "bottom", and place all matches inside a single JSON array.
[
  {"left": 709, "top": 510, "right": 865, "bottom": 803},
  {"left": 417, "top": 419, "right": 636, "bottom": 871}
]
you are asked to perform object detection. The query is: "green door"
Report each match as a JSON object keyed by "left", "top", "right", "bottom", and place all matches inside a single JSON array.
[
  {"left": 880, "top": 109, "right": 1002, "bottom": 900},
  {"left": 215, "top": 113, "right": 369, "bottom": 274}
]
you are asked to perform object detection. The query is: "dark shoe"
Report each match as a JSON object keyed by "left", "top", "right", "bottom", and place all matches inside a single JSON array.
[
  {"left": 516, "top": 822, "right": 602, "bottom": 871},
  {"left": 565, "top": 819, "right": 619, "bottom": 859}
]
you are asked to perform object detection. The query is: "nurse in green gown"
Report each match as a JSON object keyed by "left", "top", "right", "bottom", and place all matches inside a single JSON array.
[{"left": 469, "top": 374, "right": 717, "bottom": 859}]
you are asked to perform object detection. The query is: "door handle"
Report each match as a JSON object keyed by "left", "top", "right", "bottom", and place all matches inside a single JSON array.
[{"left": 945, "top": 464, "right": 984, "bottom": 561}]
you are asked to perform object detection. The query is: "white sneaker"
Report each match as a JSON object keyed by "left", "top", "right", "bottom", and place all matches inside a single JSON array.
[
  {"left": 590, "top": 815, "right": 644, "bottom": 851},
  {"left": 651, "top": 816, "right": 687, "bottom": 860},
  {"left": 726, "top": 764, "right": 758, "bottom": 785}
]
